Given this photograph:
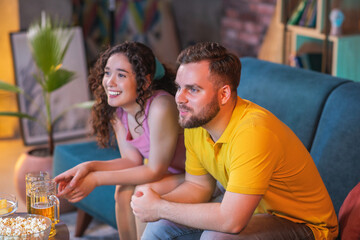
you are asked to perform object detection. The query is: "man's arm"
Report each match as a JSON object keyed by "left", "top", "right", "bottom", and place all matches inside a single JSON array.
[
  {"left": 161, "top": 172, "right": 216, "bottom": 203},
  {"left": 131, "top": 173, "right": 262, "bottom": 233},
  {"left": 159, "top": 191, "right": 262, "bottom": 233}
]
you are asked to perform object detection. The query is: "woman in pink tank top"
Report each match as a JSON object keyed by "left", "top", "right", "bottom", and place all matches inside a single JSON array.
[{"left": 55, "top": 42, "right": 185, "bottom": 240}]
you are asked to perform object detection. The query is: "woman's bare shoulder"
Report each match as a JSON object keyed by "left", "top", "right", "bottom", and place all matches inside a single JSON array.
[{"left": 150, "top": 93, "right": 177, "bottom": 114}]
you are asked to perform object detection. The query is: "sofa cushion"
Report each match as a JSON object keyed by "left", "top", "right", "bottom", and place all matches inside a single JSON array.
[
  {"left": 53, "top": 141, "right": 121, "bottom": 228},
  {"left": 239, "top": 57, "right": 348, "bottom": 150},
  {"left": 310, "top": 82, "right": 360, "bottom": 214},
  {"left": 338, "top": 182, "right": 360, "bottom": 240}
]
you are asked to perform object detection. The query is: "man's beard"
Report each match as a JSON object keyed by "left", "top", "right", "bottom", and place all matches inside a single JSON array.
[{"left": 178, "top": 93, "right": 220, "bottom": 128}]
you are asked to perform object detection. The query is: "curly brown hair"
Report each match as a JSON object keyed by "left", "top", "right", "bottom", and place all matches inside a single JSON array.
[{"left": 89, "top": 42, "right": 176, "bottom": 148}]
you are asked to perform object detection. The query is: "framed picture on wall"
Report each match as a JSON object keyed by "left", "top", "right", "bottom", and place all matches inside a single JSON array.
[
  {"left": 10, "top": 26, "right": 92, "bottom": 146},
  {"left": 72, "top": 0, "right": 180, "bottom": 69}
]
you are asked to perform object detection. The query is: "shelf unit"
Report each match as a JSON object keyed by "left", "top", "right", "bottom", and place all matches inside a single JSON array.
[{"left": 279, "top": 0, "right": 360, "bottom": 82}]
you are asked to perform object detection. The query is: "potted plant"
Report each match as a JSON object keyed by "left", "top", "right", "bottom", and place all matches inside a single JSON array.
[{"left": 0, "top": 12, "right": 93, "bottom": 204}]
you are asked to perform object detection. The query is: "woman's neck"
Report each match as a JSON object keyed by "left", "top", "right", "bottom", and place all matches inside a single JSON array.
[{"left": 121, "top": 101, "right": 142, "bottom": 118}]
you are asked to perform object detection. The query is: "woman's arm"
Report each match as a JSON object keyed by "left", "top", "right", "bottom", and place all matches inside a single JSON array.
[
  {"left": 57, "top": 95, "right": 183, "bottom": 202},
  {"left": 55, "top": 115, "right": 143, "bottom": 193},
  {"left": 84, "top": 117, "right": 145, "bottom": 172},
  {"left": 94, "top": 94, "right": 182, "bottom": 186}
]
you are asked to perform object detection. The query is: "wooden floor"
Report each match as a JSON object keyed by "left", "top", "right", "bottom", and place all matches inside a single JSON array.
[{"left": 0, "top": 138, "right": 30, "bottom": 212}]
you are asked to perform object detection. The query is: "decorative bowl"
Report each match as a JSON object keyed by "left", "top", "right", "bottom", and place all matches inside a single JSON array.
[
  {"left": 0, "top": 213, "right": 51, "bottom": 240},
  {"left": 0, "top": 193, "right": 17, "bottom": 217}
]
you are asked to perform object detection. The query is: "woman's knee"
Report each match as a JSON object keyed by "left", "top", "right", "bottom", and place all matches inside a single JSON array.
[
  {"left": 114, "top": 185, "right": 134, "bottom": 204},
  {"left": 114, "top": 185, "right": 122, "bottom": 202}
]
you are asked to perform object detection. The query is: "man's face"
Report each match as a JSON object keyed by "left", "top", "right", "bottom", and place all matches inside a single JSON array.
[{"left": 175, "top": 61, "right": 220, "bottom": 128}]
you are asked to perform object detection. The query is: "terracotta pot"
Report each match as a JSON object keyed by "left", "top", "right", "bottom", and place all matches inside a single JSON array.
[
  {"left": 13, "top": 147, "right": 53, "bottom": 206},
  {"left": 13, "top": 147, "right": 76, "bottom": 213}
]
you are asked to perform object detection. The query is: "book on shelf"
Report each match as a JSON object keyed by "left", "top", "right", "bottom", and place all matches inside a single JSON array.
[
  {"left": 288, "top": 0, "right": 308, "bottom": 25},
  {"left": 288, "top": 0, "right": 317, "bottom": 28},
  {"left": 298, "top": 0, "right": 313, "bottom": 26},
  {"left": 294, "top": 56, "right": 303, "bottom": 68},
  {"left": 305, "top": 1, "right": 317, "bottom": 28}
]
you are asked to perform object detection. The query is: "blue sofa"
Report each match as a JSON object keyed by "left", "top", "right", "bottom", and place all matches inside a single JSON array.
[{"left": 53, "top": 57, "right": 360, "bottom": 238}]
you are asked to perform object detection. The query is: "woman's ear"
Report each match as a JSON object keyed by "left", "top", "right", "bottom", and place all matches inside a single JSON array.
[
  {"left": 219, "top": 85, "right": 232, "bottom": 105},
  {"left": 144, "top": 74, "right": 152, "bottom": 89}
]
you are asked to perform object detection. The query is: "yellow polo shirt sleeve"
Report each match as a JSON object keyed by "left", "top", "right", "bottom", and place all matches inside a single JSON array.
[{"left": 184, "top": 128, "right": 209, "bottom": 176}]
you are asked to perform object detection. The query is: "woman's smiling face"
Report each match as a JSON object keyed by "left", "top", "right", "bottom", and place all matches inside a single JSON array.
[{"left": 102, "top": 53, "right": 138, "bottom": 108}]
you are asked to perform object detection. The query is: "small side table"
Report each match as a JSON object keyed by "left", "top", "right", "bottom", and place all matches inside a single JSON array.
[{"left": 52, "top": 221, "right": 70, "bottom": 240}]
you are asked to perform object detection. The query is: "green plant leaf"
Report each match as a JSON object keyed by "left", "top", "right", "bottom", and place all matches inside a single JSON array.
[
  {"left": 32, "top": 73, "right": 46, "bottom": 88},
  {"left": 45, "top": 69, "right": 76, "bottom": 92},
  {"left": 0, "top": 80, "right": 23, "bottom": 93},
  {"left": 58, "top": 30, "right": 74, "bottom": 64},
  {"left": 0, "top": 112, "right": 36, "bottom": 120},
  {"left": 21, "top": 12, "right": 80, "bottom": 150},
  {"left": 27, "top": 16, "right": 73, "bottom": 77},
  {"left": 28, "top": 25, "right": 60, "bottom": 76}
]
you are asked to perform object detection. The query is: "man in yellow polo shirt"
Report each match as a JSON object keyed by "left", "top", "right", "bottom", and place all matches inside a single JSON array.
[{"left": 131, "top": 42, "right": 338, "bottom": 239}]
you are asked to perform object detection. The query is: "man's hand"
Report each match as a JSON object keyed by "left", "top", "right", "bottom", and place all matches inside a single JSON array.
[{"left": 131, "top": 186, "right": 163, "bottom": 222}]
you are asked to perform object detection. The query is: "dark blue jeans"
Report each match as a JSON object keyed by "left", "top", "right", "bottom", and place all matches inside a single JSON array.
[{"left": 141, "top": 214, "right": 315, "bottom": 240}]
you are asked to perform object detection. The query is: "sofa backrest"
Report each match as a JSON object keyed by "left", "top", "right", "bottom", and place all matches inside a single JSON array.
[
  {"left": 238, "top": 57, "right": 359, "bottom": 216},
  {"left": 310, "top": 82, "right": 360, "bottom": 214},
  {"left": 238, "top": 57, "right": 348, "bottom": 150}
]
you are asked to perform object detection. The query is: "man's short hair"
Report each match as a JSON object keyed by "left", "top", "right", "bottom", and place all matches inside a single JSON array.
[{"left": 177, "top": 42, "right": 241, "bottom": 92}]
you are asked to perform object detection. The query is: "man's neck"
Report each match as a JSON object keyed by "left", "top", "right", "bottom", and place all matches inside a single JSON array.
[{"left": 204, "top": 97, "right": 238, "bottom": 142}]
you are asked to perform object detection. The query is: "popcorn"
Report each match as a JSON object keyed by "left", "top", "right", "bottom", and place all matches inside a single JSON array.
[{"left": 0, "top": 216, "right": 48, "bottom": 237}]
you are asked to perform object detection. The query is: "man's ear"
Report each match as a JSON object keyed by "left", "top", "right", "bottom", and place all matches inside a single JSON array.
[{"left": 219, "top": 85, "right": 232, "bottom": 105}]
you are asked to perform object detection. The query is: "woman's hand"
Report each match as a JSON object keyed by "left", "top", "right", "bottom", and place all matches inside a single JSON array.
[
  {"left": 61, "top": 172, "right": 99, "bottom": 203},
  {"left": 54, "top": 162, "right": 92, "bottom": 196}
]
